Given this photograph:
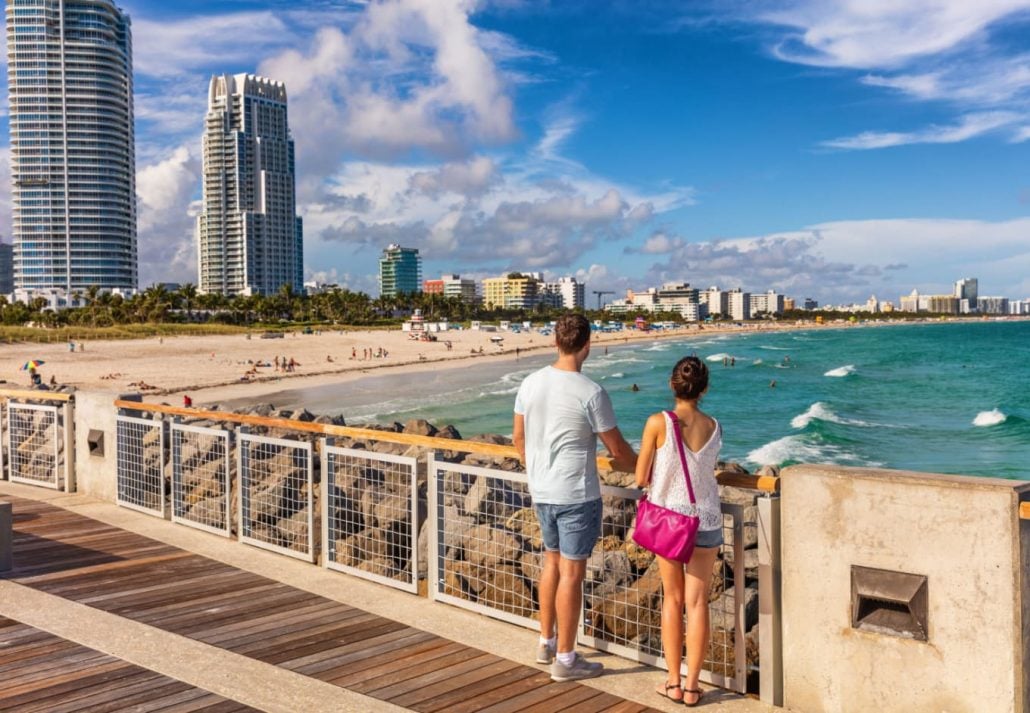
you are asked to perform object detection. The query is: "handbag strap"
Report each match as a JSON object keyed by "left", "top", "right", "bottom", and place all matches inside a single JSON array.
[{"left": 665, "top": 410, "right": 697, "bottom": 505}]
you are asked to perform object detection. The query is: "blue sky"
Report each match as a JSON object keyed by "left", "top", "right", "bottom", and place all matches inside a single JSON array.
[{"left": 7, "top": 0, "right": 1029, "bottom": 303}]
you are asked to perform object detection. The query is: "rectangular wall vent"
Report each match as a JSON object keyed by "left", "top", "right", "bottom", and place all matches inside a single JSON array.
[{"left": 851, "top": 565, "right": 928, "bottom": 641}]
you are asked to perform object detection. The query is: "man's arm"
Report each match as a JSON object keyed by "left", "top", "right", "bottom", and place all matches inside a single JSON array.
[
  {"left": 598, "top": 426, "right": 637, "bottom": 473},
  {"left": 512, "top": 413, "right": 526, "bottom": 465}
]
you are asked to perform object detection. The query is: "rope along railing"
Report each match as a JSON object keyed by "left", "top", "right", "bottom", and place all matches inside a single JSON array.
[
  {"left": 111, "top": 400, "right": 776, "bottom": 696},
  {"left": 0, "top": 390, "right": 74, "bottom": 491}
]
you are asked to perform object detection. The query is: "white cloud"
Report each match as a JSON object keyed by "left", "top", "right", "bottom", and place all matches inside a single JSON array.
[
  {"left": 135, "top": 144, "right": 202, "bottom": 286},
  {"left": 739, "top": 1, "right": 1030, "bottom": 147},
  {"left": 759, "top": 1, "right": 1030, "bottom": 70},
  {"left": 408, "top": 156, "right": 500, "bottom": 197},
  {"left": 626, "top": 231, "right": 684, "bottom": 254},
  {"left": 645, "top": 217, "right": 1030, "bottom": 302},
  {"left": 822, "top": 111, "right": 1019, "bottom": 150}
]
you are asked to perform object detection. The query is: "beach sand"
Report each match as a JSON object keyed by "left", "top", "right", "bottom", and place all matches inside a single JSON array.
[{"left": 0, "top": 321, "right": 810, "bottom": 405}]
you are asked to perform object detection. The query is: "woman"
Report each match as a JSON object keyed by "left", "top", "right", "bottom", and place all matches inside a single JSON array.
[{"left": 635, "top": 356, "right": 723, "bottom": 706}]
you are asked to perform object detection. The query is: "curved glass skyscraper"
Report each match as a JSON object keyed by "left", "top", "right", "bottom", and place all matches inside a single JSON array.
[
  {"left": 6, "top": 0, "right": 137, "bottom": 292},
  {"left": 197, "top": 73, "right": 303, "bottom": 296}
]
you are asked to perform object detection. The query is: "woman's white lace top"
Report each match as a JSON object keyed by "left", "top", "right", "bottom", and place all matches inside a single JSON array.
[{"left": 647, "top": 411, "right": 722, "bottom": 531}]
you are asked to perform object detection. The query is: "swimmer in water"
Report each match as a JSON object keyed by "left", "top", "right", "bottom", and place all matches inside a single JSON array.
[{"left": 631, "top": 383, "right": 640, "bottom": 392}]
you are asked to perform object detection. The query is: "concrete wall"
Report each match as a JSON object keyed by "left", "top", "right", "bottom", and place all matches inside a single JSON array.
[
  {"left": 781, "top": 464, "right": 1030, "bottom": 713},
  {"left": 72, "top": 390, "right": 140, "bottom": 502}
]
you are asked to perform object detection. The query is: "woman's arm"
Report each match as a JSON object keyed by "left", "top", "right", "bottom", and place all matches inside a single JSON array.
[{"left": 634, "top": 413, "right": 664, "bottom": 488}]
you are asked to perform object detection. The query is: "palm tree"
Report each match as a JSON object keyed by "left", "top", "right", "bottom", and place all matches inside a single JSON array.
[{"left": 177, "top": 283, "right": 198, "bottom": 321}]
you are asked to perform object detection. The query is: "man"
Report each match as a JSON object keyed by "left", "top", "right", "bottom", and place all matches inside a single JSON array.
[{"left": 513, "top": 314, "right": 637, "bottom": 682}]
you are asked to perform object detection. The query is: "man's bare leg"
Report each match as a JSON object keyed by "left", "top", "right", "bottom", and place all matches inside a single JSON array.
[
  {"left": 556, "top": 556, "right": 587, "bottom": 653},
  {"left": 538, "top": 550, "right": 561, "bottom": 642}
]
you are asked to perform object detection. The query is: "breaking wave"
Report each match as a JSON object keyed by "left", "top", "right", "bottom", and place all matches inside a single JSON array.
[{"left": 824, "top": 365, "right": 855, "bottom": 377}]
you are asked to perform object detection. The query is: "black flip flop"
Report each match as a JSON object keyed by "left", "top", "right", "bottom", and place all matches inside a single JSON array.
[
  {"left": 683, "top": 688, "right": 704, "bottom": 707},
  {"left": 656, "top": 682, "right": 684, "bottom": 704}
]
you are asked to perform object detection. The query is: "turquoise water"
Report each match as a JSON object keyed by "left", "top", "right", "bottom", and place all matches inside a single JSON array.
[{"left": 267, "top": 321, "right": 1030, "bottom": 479}]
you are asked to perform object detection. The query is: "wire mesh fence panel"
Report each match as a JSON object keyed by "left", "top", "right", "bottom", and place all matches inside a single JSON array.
[
  {"left": 115, "top": 415, "right": 166, "bottom": 517},
  {"left": 323, "top": 444, "right": 419, "bottom": 593},
  {"left": 428, "top": 455, "right": 539, "bottom": 629},
  {"left": 238, "top": 433, "right": 315, "bottom": 562},
  {"left": 171, "top": 423, "right": 232, "bottom": 537},
  {"left": 7, "top": 402, "right": 61, "bottom": 490},
  {"left": 578, "top": 489, "right": 747, "bottom": 693}
]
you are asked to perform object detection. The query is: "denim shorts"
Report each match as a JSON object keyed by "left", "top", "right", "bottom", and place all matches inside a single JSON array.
[
  {"left": 695, "top": 527, "right": 724, "bottom": 549},
  {"left": 534, "top": 499, "right": 602, "bottom": 560}
]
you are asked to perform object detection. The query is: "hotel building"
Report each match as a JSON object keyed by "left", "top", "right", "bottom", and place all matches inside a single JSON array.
[
  {"left": 197, "top": 74, "right": 303, "bottom": 296},
  {"left": 379, "top": 244, "right": 421, "bottom": 297},
  {"left": 6, "top": 0, "right": 137, "bottom": 292},
  {"left": 424, "top": 274, "right": 477, "bottom": 303},
  {"left": 482, "top": 273, "right": 541, "bottom": 310}
]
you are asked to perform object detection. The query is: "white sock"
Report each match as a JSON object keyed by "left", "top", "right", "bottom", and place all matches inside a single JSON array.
[
  {"left": 556, "top": 651, "right": 576, "bottom": 667},
  {"left": 539, "top": 636, "right": 556, "bottom": 648}
]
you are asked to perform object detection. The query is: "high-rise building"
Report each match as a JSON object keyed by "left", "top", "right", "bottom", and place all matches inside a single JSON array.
[
  {"left": 542, "top": 276, "right": 585, "bottom": 310},
  {"left": 7, "top": 0, "right": 137, "bottom": 292},
  {"left": 0, "top": 242, "right": 12, "bottom": 294},
  {"left": 727, "top": 288, "right": 751, "bottom": 321},
  {"left": 955, "top": 278, "right": 978, "bottom": 312},
  {"left": 197, "top": 74, "right": 303, "bottom": 296},
  {"left": 379, "top": 244, "right": 421, "bottom": 297},
  {"left": 482, "top": 273, "right": 540, "bottom": 310}
]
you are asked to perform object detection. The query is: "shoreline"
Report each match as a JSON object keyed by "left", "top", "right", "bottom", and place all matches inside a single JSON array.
[{"left": 0, "top": 316, "right": 1021, "bottom": 407}]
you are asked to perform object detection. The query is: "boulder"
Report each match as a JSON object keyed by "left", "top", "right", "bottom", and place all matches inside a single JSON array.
[
  {"left": 590, "top": 566, "right": 663, "bottom": 643},
  {"left": 463, "top": 524, "right": 523, "bottom": 568},
  {"left": 505, "top": 508, "right": 542, "bottom": 549},
  {"left": 404, "top": 419, "right": 438, "bottom": 437},
  {"left": 436, "top": 424, "right": 461, "bottom": 440},
  {"left": 478, "top": 565, "right": 535, "bottom": 617},
  {"left": 709, "top": 586, "right": 759, "bottom": 633}
]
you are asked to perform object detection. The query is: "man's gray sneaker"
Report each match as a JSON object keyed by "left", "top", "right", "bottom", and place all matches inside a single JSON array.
[
  {"left": 550, "top": 652, "right": 603, "bottom": 681},
  {"left": 535, "top": 642, "right": 555, "bottom": 665}
]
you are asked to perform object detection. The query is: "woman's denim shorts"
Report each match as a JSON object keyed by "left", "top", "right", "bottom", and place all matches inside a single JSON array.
[{"left": 695, "top": 527, "right": 724, "bottom": 549}]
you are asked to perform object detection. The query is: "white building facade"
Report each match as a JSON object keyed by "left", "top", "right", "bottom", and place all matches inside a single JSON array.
[
  {"left": 7, "top": 0, "right": 138, "bottom": 292},
  {"left": 197, "top": 74, "right": 303, "bottom": 296},
  {"left": 728, "top": 289, "right": 751, "bottom": 321}
]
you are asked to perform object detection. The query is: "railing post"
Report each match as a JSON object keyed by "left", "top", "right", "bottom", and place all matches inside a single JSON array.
[
  {"left": 758, "top": 493, "right": 783, "bottom": 706},
  {"left": 320, "top": 437, "right": 333, "bottom": 568},
  {"left": 62, "top": 401, "right": 75, "bottom": 493},
  {"left": 0, "top": 501, "right": 12, "bottom": 572}
]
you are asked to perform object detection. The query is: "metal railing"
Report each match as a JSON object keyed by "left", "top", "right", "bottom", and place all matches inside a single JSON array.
[
  {"left": 323, "top": 443, "right": 420, "bottom": 593},
  {"left": 238, "top": 431, "right": 315, "bottom": 562},
  {"left": 171, "top": 422, "right": 232, "bottom": 537},
  {"left": 115, "top": 415, "right": 165, "bottom": 517},
  {"left": 0, "top": 389, "right": 74, "bottom": 492},
  {"left": 109, "top": 399, "right": 780, "bottom": 698}
]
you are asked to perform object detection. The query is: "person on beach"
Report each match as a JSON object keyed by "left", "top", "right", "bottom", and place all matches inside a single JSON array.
[
  {"left": 634, "top": 356, "right": 722, "bottom": 706},
  {"left": 513, "top": 313, "right": 637, "bottom": 682}
]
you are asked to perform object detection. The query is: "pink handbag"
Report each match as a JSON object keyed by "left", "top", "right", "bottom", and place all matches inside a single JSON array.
[{"left": 631, "top": 410, "right": 701, "bottom": 564}]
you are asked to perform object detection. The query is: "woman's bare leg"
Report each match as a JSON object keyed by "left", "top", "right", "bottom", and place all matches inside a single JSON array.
[
  {"left": 683, "top": 546, "right": 719, "bottom": 704},
  {"left": 656, "top": 555, "right": 685, "bottom": 701}
]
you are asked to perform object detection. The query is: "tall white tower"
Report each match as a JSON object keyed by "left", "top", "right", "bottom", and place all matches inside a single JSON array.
[
  {"left": 6, "top": 0, "right": 138, "bottom": 292},
  {"left": 197, "top": 74, "right": 303, "bottom": 295}
]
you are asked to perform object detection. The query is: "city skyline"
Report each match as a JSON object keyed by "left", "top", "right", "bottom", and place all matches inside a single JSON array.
[{"left": 1, "top": 1, "right": 1028, "bottom": 303}]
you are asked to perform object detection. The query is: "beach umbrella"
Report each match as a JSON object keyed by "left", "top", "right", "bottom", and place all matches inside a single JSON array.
[{"left": 21, "top": 359, "right": 44, "bottom": 371}]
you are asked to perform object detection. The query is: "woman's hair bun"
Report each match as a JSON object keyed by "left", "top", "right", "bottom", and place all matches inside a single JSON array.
[{"left": 670, "top": 355, "right": 709, "bottom": 400}]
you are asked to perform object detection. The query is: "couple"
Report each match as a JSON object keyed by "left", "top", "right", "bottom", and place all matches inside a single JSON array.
[{"left": 513, "top": 314, "right": 722, "bottom": 707}]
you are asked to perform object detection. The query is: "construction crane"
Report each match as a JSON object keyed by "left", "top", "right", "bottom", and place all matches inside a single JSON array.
[{"left": 593, "top": 290, "right": 614, "bottom": 310}]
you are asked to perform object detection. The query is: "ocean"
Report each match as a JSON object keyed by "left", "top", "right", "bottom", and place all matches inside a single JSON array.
[{"left": 250, "top": 320, "right": 1030, "bottom": 479}]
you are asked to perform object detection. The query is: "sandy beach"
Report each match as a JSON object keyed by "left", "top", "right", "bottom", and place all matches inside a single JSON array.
[{"left": 0, "top": 321, "right": 808, "bottom": 405}]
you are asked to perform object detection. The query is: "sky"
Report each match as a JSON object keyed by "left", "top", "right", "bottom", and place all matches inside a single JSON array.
[{"left": 4, "top": 0, "right": 1030, "bottom": 304}]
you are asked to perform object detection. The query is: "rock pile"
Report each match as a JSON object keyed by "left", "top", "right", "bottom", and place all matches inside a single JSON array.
[{"left": 131, "top": 402, "right": 772, "bottom": 679}]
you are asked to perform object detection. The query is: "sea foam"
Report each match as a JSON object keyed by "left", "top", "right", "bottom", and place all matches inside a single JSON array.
[
  {"left": 707, "top": 353, "right": 732, "bottom": 362},
  {"left": 973, "top": 409, "right": 1007, "bottom": 427},
  {"left": 791, "top": 402, "right": 870, "bottom": 429},
  {"left": 824, "top": 365, "right": 855, "bottom": 377}
]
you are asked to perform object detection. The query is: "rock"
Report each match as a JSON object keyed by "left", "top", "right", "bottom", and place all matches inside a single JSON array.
[
  {"left": 756, "top": 464, "right": 779, "bottom": 477},
  {"left": 468, "top": 433, "right": 512, "bottom": 446},
  {"left": 461, "top": 475, "right": 524, "bottom": 520},
  {"left": 505, "top": 508, "right": 542, "bottom": 549},
  {"left": 590, "top": 566, "right": 662, "bottom": 643},
  {"left": 404, "top": 419, "right": 437, "bottom": 437},
  {"left": 372, "top": 492, "right": 411, "bottom": 529},
  {"left": 601, "top": 495, "right": 636, "bottom": 537},
  {"left": 290, "top": 409, "right": 315, "bottom": 422},
  {"left": 463, "top": 524, "right": 522, "bottom": 568},
  {"left": 601, "top": 469, "right": 636, "bottom": 488},
  {"left": 357, "top": 556, "right": 396, "bottom": 578},
  {"left": 186, "top": 496, "right": 226, "bottom": 528},
  {"left": 724, "top": 547, "right": 760, "bottom": 580},
  {"left": 624, "top": 539, "right": 655, "bottom": 570},
  {"left": 442, "top": 503, "right": 475, "bottom": 556},
  {"left": 520, "top": 550, "right": 544, "bottom": 582},
  {"left": 585, "top": 547, "right": 633, "bottom": 589},
  {"left": 709, "top": 586, "right": 759, "bottom": 632},
  {"left": 278, "top": 509, "right": 310, "bottom": 550},
  {"left": 717, "top": 461, "right": 749, "bottom": 474},
  {"left": 478, "top": 564, "right": 535, "bottom": 616},
  {"left": 251, "top": 403, "right": 275, "bottom": 417},
  {"left": 436, "top": 424, "right": 461, "bottom": 440}
]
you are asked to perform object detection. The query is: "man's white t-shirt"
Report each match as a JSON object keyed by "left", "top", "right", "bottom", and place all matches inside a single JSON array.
[{"left": 514, "top": 365, "right": 617, "bottom": 504}]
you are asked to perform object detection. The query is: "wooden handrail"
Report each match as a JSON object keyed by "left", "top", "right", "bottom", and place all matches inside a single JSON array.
[
  {"left": 0, "top": 388, "right": 73, "bottom": 402},
  {"left": 1020, "top": 502, "right": 1030, "bottom": 520},
  {"left": 113, "top": 399, "right": 780, "bottom": 492}
]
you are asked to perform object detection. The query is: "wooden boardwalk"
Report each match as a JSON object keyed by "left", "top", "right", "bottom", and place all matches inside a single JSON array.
[
  {"left": 0, "top": 616, "right": 257, "bottom": 712},
  {"left": 1, "top": 494, "right": 657, "bottom": 713}
]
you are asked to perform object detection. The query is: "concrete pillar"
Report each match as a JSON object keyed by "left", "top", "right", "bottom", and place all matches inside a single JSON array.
[{"left": 73, "top": 390, "right": 141, "bottom": 502}]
